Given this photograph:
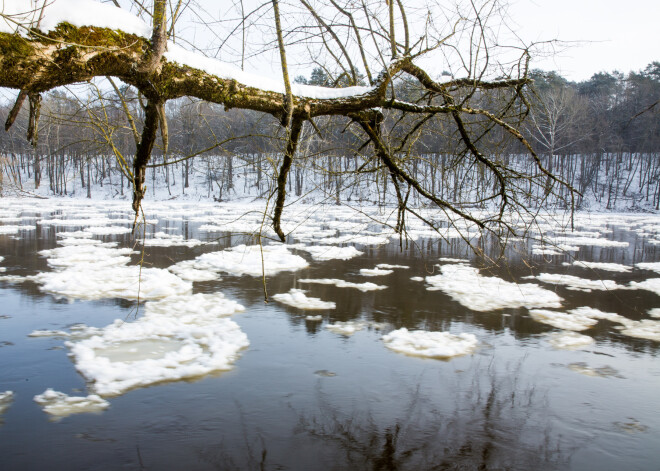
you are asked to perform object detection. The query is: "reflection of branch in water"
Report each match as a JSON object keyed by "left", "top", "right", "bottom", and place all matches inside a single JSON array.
[{"left": 297, "top": 358, "right": 574, "bottom": 470}]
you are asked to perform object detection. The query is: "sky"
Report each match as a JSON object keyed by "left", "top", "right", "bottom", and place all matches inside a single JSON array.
[{"left": 509, "top": 0, "right": 660, "bottom": 80}]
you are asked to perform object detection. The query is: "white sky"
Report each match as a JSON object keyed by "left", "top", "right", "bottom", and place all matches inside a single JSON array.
[{"left": 509, "top": 0, "right": 660, "bottom": 80}]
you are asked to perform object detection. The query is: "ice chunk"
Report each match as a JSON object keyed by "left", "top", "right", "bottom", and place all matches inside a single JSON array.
[
  {"left": 66, "top": 292, "right": 248, "bottom": 396},
  {"left": 425, "top": 264, "right": 563, "bottom": 311},
  {"left": 305, "top": 315, "right": 323, "bottom": 321},
  {"left": 382, "top": 328, "right": 478, "bottom": 358},
  {"left": 636, "top": 262, "right": 660, "bottom": 274},
  {"left": 531, "top": 273, "right": 621, "bottom": 292},
  {"left": 547, "top": 331, "right": 594, "bottom": 350},
  {"left": 375, "top": 264, "right": 409, "bottom": 269},
  {"left": 32, "top": 236, "right": 192, "bottom": 301},
  {"left": 648, "top": 308, "right": 660, "bottom": 319},
  {"left": 569, "top": 261, "right": 632, "bottom": 273},
  {"left": 0, "top": 391, "right": 13, "bottom": 417},
  {"left": 615, "top": 319, "right": 660, "bottom": 342},
  {"left": 272, "top": 289, "right": 335, "bottom": 310},
  {"left": 410, "top": 276, "right": 424, "bottom": 282},
  {"left": 529, "top": 309, "right": 598, "bottom": 331},
  {"left": 34, "top": 389, "right": 109, "bottom": 418},
  {"left": 298, "top": 278, "right": 386, "bottom": 292},
  {"left": 187, "top": 244, "right": 308, "bottom": 277},
  {"left": 168, "top": 260, "right": 219, "bottom": 282},
  {"left": 325, "top": 321, "right": 365, "bottom": 336},
  {"left": 141, "top": 232, "right": 205, "bottom": 248},
  {"left": 627, "top": 278, "right": 660, "bottom": 296},
  {"left": 359, "top": 267, "right": 393, "bottom": 277},
  {"left": 84, "top": 226, "right": 133, "bottom": 235},
  {"left": 292, "top": 245, "right": 363, "bottom": 261}
]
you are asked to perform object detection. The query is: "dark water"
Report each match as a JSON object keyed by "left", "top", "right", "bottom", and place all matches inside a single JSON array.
[{"left": 0, "top": 202, "right": 659, "bottom": 470}]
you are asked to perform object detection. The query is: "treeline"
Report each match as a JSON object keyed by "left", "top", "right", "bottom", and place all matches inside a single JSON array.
[{"left": 0, "top": 62, "right": 658, "bottom": 209}]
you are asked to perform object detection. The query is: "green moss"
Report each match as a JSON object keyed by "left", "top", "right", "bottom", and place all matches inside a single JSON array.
[
  {"left": 48, "top": 23, "right": 139, "bottom": 48},
  {"left": 0, "top": 32, "right": 34, "bottom": 58}
]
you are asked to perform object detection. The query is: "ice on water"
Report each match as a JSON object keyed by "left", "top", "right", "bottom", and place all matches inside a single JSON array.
[
  {"left": 298, "top": 278, "right": 386, "bottom": 292},
  {"left": 66, "top": 292, "right": 248, "bottom": 396},
  {"left": 424, "top": 264, "right": 563, "bottom": 312},
  {"left": 272, "top": 289, "right": 336, "bottom": 310},
  {"left": 172, "top": 244, "right": 308, "bottom": 278},
  {"left": 382, "top": 328, "right": 478, "bottom": 359},
  {"left": 547, "top": 331, "right": 595, "bottom": 350},
  {"left": 33, "top": 389, "right": 109, "bottom": 418}
]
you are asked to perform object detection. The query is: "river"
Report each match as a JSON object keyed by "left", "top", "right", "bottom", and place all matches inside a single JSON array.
[{"left": 0, "top": 198, "right": 658, "bottom": 470}]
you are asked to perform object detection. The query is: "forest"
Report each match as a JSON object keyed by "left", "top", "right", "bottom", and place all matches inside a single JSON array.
[{"left": 1, "top": 62, "right": 658, "bottom": 211}]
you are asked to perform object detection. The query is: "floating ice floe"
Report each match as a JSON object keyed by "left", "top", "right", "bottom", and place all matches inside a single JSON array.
[
  {"left": 83, "top": 226, "right": 133, "bottom": 235},
  {"left": 530, "top": 273, "right": 621, "bottom": 292},
  {"left": 305, "top": 315, "right": 323, "bottom": 321},
  {"left": 547, "top": 331, "right": 595, "bottom": 350},
  {"left": 567, "top": 362, "right": 623, "bottom": 378},
  {"left": 567, "top": 261, "right": 632, "bottom": 273},
  {"left": 626, "top": 278, "right": 660, "bottom": 296},
  {"left": 636, "top": 262, "right": 660, "bottom": 274},
  {"left": 438, "top": 258, "right": 469, "bottom": 263},
  {"left": 32, "top": 238, "right": 191, "bottom": 301},
  {"left": 424, "top": 264, "right": 563, "bottom": 311},
  {"left": 0, "top": 225, "right": 26, "bottom": 234},
  {"left": 325, "top": 321, "right": 366, "bottom": 335},
  {"left": 291, "top": 244, "right": 363, "bottom": 261},
  {"left": 65, "top": 292, "right": 248, "bottom": 396},
  {"left": 614, "top": 319, "right": 660, "bottom": 342},
  {"left": 648, "top": 308, "right": 660, "bottom": 319},
  {"left": 33, "top": 389, "right": 109, "bottom": 418},
  {"left": 167, "top": 260, "right": 219, "bottom": 282},
  {"left": 410, "top": 276, "right": 424, "bottom": 282},
  {"left": 530, "top": 309, "right": 598, "bottom": 331},
  {"left": 298, "top": 278, "right": 386, "bottom": 292},
  {"left": 547, "top": 235, "right": 629, "bottom": 248},
  {"left": 172, "top": 244, "right": 308, "bottom": 277},
  {"left": 376, "top": 263, "right": 409, "bottom": 269},
  {"left": 359, "top": 267, "right": 393, "bottom": 277},
  {"left": 140, "top": 232, "right": 205, "bottom": 248},
  {"left": 382, "top": 328, "right": 478, "bottom": 359},
  {"left": 272, "top": 289, "right": 336, "bottom": 310},
  {"left": 0, "top": 391, "right": 13, "bottom": 417}
]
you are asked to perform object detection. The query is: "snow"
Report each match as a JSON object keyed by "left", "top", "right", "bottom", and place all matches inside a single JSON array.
[
  {"left": 547, "top": 331, "right": 594, "bottom": 350},
  {"left": 382, "top": 328, "right": 478, "bottom": 359},
  {"left": 325, "top": 321, "right": 366, "bottom": 336},
  {"left": 530, "top": 273, "right": 621, "bottom": 292},
  {"left": 424, "top": 264, "right": 563, "bottom": 312},
  {"left": 0, "top": 0, "right": 151, "bottom": 37},
  {"left": 359, "top": 267, "right": 393, "bottom": 277},
  {"left": 173, "top": 244, "right": 308, "bottom": 278},
  {"left": 66, "top": 292, "right": 248, "bottom": 396},
  {"left": 298, "top": 278, "right": 386, "bottom": 292},
  {"left": 165, "top": 43, "right": 374, "bottom": 99},
  {"left": 33, "top": 389, "right": 109, "bottom": 418},
  {"left": 272, "top": 289, "right": 335, "bottom": 310}
]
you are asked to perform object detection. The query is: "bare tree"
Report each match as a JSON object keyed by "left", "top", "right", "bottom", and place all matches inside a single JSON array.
[{"left": 0, "top": 0, "right": 576, "bottom": 239}]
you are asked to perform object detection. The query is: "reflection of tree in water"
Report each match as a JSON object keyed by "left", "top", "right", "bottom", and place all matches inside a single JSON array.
[
  {"left": 194, "top": 358, "right": 576, "bottom": 470},
  {"left": 297, "top": 359, "right": 573, "bottom": 471}
]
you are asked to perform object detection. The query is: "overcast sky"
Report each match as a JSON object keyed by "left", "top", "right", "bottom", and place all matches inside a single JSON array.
[{"left": 510, "top": 0, "right": 659, "bottom": 80}]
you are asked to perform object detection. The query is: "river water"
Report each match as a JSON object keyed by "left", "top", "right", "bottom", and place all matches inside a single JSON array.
[{"left": 0, "top": 199, "right": 658, "bottom": 470}]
